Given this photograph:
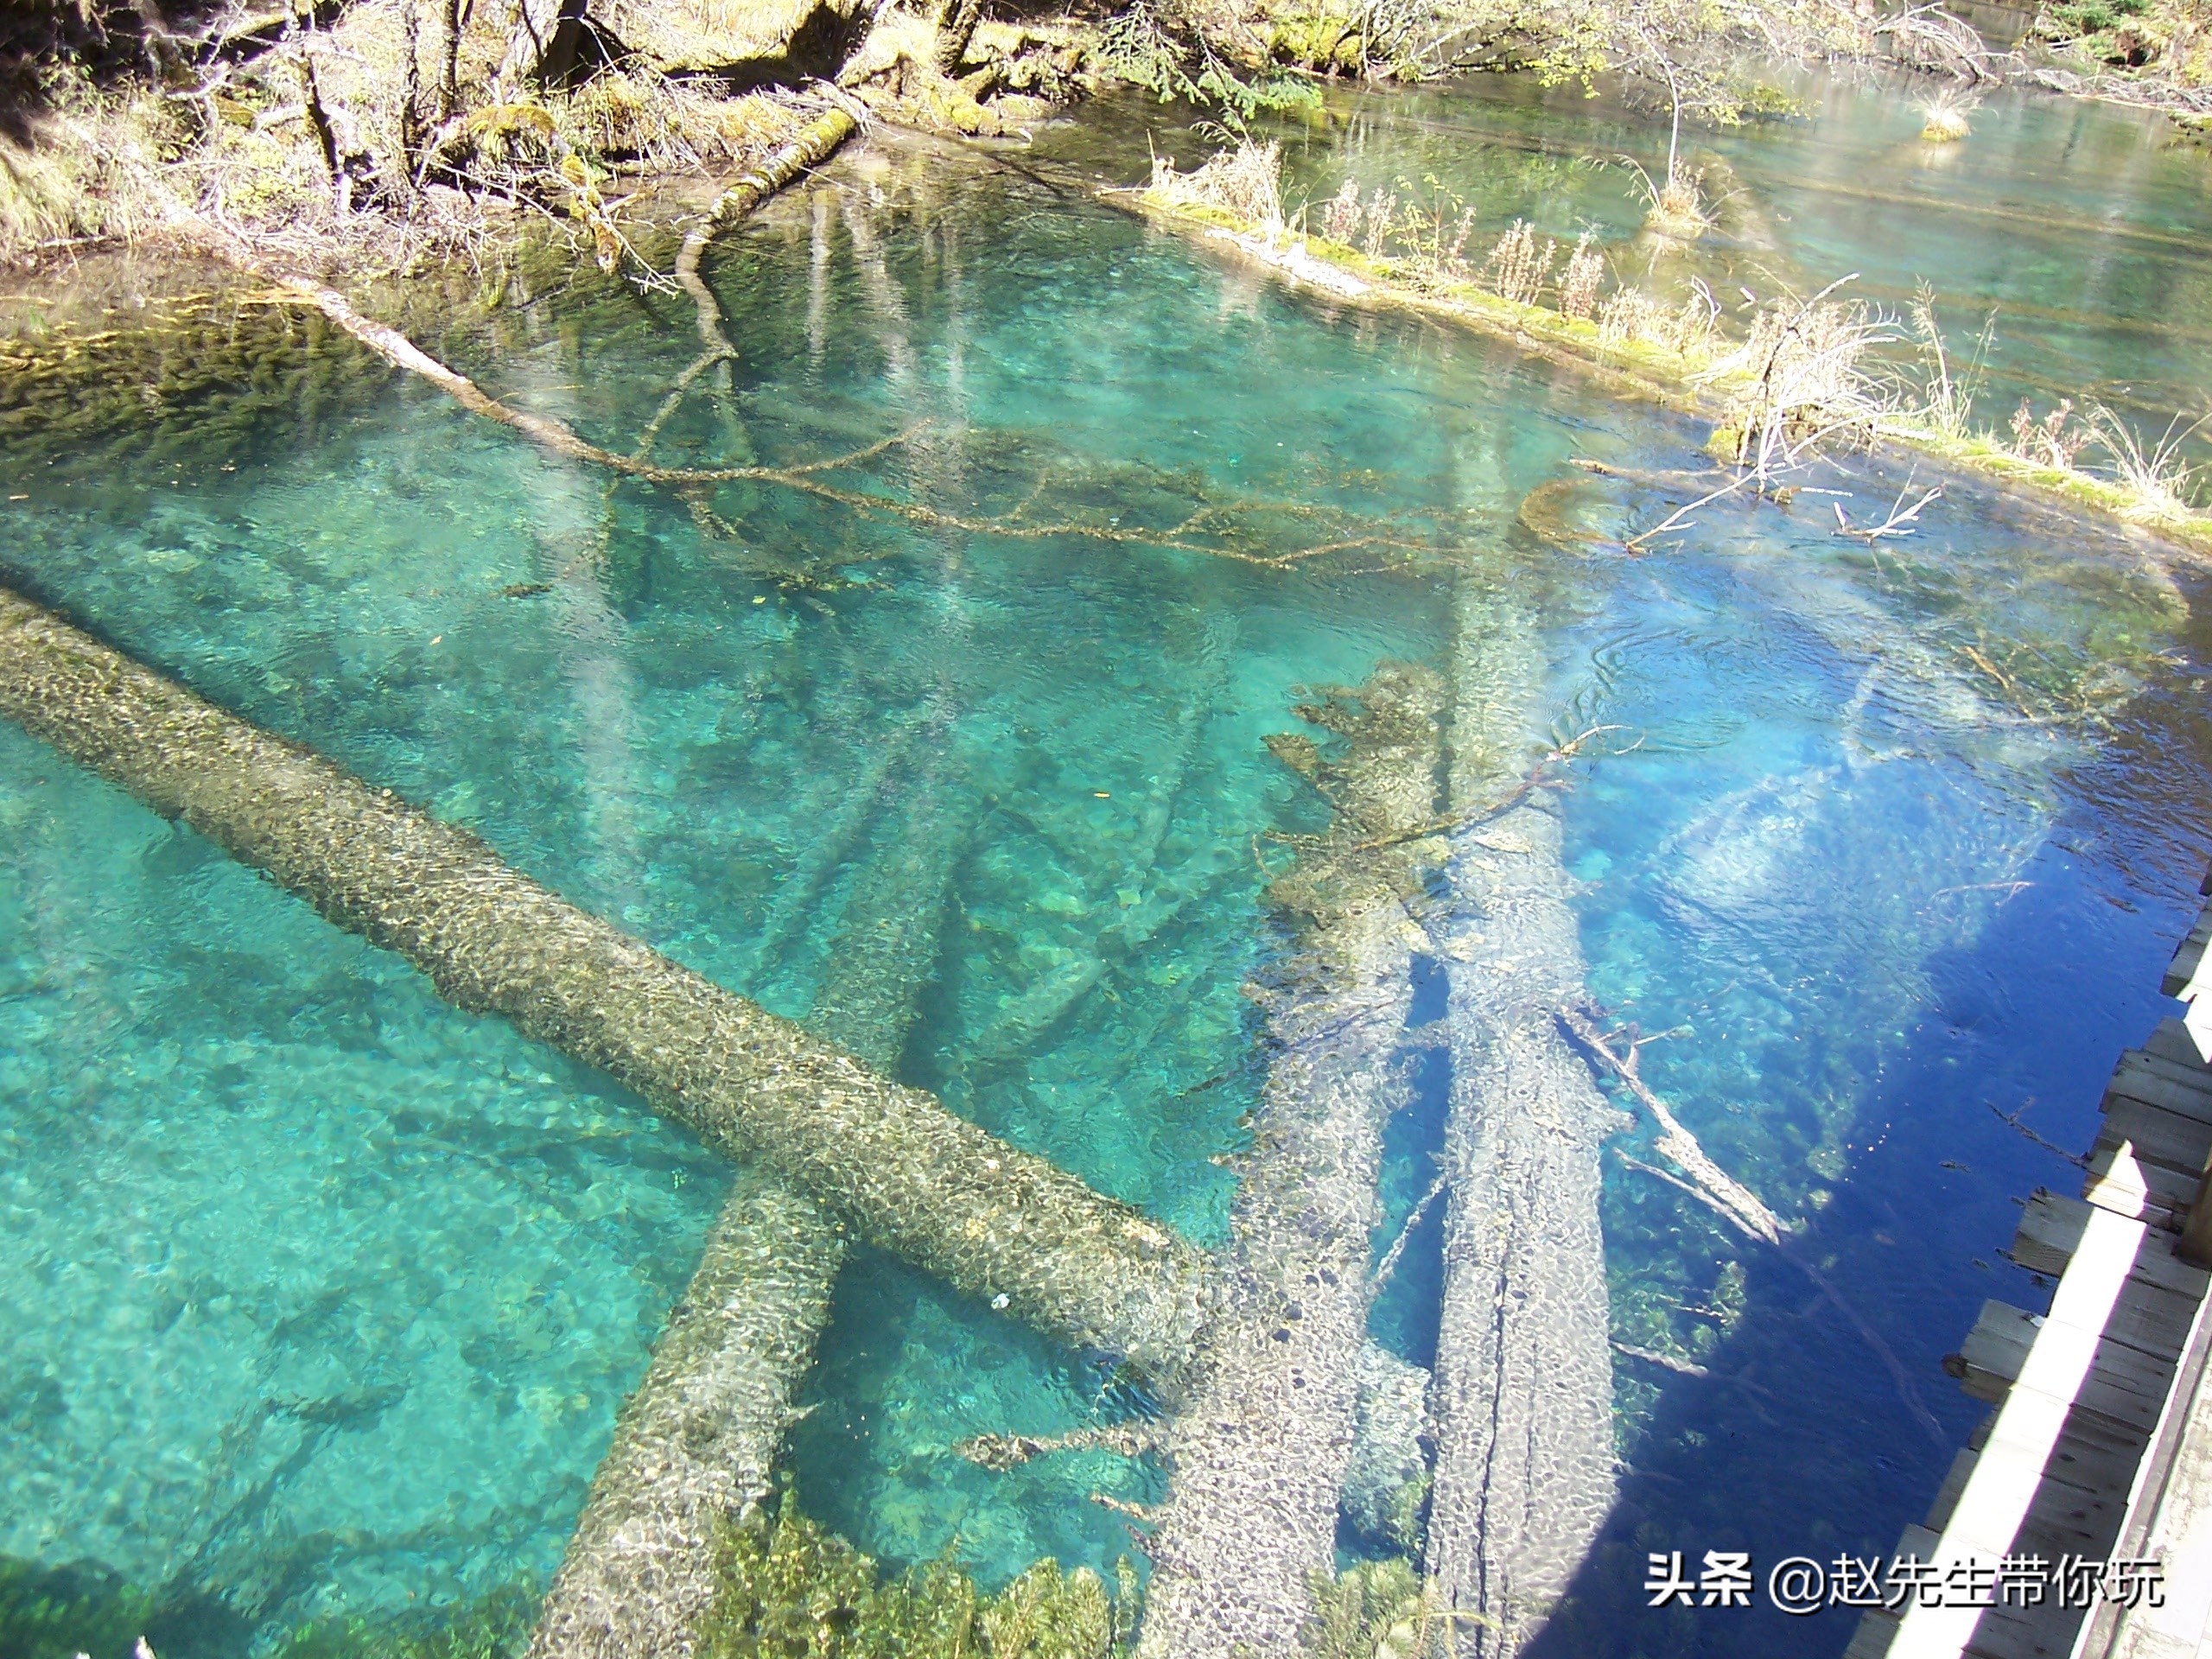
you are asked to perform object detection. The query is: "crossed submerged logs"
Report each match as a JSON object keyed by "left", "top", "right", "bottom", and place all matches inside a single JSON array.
[
  {"left": 1137, "top": 666, "right": 1449, "bottom": 1659},
  {"left": 1423, "top": 585, "right": 1624, "bottom": 1658},
  {"left": 0, "top": 583, "right": 1207, "bottom": 1376},
  {"left": 270, "top": 266, "right": 1441, "bottom": 577}
]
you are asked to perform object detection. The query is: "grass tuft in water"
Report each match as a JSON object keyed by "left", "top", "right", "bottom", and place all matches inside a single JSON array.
[{"left": 1300, "top": 1560, "right": 1458, "bottom": 1659}]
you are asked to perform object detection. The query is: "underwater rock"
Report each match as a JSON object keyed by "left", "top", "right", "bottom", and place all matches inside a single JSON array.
[
  {"left": 0, "top": 582, "right": 1207, "bottom": 1376},
  {"left": 1139, "top": 665, "right": 1446, "bottom": 1659},
  {"left": 1423, "top": 586, "right": 1620, "bottom": 1657}
]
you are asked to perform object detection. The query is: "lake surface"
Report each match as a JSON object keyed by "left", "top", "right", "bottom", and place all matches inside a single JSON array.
[{"left": 3, "top": 67, "right": 2209, "bottom": 1659}]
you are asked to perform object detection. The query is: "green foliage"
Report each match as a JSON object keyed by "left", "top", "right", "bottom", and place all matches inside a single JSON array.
[
  {"left": 1269, "top": 12, "right": 1372, "bottom": 73},
  {"left": 1096, "top": 0, "right": 1322, "bottom": 118},
  {"left": 0, "top": 1556, "right": 157, "bottom": 1659},
  {"left": 2038, "top": 0, "right": 2151, "bottom": 39},
  {"left": 1708, "top": 79, "right": 1808, "bottom": 124},
  {"left": 701, "top": 1491, "right": 1133, "bottom": 1659},
  {"left": 0, "top": 1556, "right": 537, "bottom": 1659},
  {"left": 270, "top": 1586, "right": 539, "bottom": 1659}
]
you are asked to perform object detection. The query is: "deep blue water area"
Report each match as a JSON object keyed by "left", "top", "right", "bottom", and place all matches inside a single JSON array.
[{"left": 3, "top": 73, "right": 2211, "bottom": 1659}]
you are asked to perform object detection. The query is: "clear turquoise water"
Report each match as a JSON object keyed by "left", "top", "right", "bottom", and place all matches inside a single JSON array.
[{"left": 3, "top": 74, "right": 2211, "bottom": 1659}]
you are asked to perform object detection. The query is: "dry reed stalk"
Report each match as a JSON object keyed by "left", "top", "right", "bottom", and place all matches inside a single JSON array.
[
  {"left": 1320, "top": 177, "right": 1363, "bottom": 245},
  {"left": 1707, "top": 279, "right": 1898, "bottom": 481},
  {"left": 1481, "top": 219, "right": 1553, "bottom": 306},
  {"left": 1558, "top": 231, "right": 1604, "bottom": 320},
  {"left": 1147, "top": 137, "right": 1284, "bottom": 231}
]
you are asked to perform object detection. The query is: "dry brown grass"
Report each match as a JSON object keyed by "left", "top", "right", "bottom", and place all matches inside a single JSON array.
[
  {"left": 2087, "top": 404, "right": 2207, "bottom": 522},
  {"left": 1147, "top": 137, "right": 1284, "bottom": 230},
  {"left": 1920, "top": 91, "right": 1974, "bottom": 140},
  {"left": 1558, "top": 230, "right": 1604, "bottom": 319},
  {"left": 2, "top": 0, "right": 820, "bottom": 271},
  {"left": 1595, "top": 280, "right": 1718, "bottom": 356}
]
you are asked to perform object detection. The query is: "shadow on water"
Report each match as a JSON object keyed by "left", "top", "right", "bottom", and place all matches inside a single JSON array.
[{"left": 1530, "top": 570, "right": 2212, "bottom": 1659}]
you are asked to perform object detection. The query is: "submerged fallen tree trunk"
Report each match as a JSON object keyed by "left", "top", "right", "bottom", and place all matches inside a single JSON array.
[
  {"left": 0, "top": 582, "right": 1208, "bottom": 1375},
  {"left": 524, "top": 1171, "right": 843, "bottom": 1659},
  {"left": 1422, "top": 585, "right": 1623, "bottom": 1657},
  {"left": 1138, "top": 665, "right": 1448, "bottom": 1659},
  {"left": 529, "top": 709, "right": 980, "bottom": 1659}
]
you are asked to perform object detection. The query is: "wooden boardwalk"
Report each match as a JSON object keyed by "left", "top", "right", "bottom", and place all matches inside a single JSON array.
[{"left": 1847, "top": 868, "right": 2212, "bottom": 1659}]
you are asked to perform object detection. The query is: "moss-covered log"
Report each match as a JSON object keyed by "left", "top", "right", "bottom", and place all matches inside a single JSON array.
[
  {"left": 0, "top": 582, "right": 1208, "bottom": 1374},
  {"left": 1422, "top": 584, "right": 1621, "bottom": 1657},
  {"left": 1137, "top": 665, "right": 1448, "bottom": 1659}
]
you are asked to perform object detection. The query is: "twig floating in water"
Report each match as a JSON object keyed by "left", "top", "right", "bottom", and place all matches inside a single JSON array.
[
  {"left": 954, "top": 1421, "right": 1165, "bottom": 1471},
  {"left": 1580, "top": 1015, "right": 1948, "bottom": 1450},
  {"left": 1562, "top": 1006, "right": 1783, "bottom": 1244}
]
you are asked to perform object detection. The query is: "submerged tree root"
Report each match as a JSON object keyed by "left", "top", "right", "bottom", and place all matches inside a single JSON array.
[
  {"left": 0, "top": 582, "right": 1207, "bottom": 1375},
  {"left": 1423, "top": 586, "right": 1623, "bottom": 1659},
  {"left": 1137, "top": 666, "right": 1449, "bottom": 1659}
]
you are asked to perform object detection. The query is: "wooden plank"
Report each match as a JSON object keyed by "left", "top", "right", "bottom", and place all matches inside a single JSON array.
[
  {"left": 2038, "top": 1409, "right": 2152, "bottom": 1503},
  {"left": 2145, "top": 1019, "right": 2200, "bottom": 1067},
  {"left": 2016, "top": 1446, "right": 2133, "bottom": 1553},
  {"left": 2159, "top": 896, "right": 2212, "bottom": 999},
  {"left": 2071, "top": 1256, "right": 2212, "bottom": 1659},
  {"left": 1891, "top": 1199, "right": 2147, "bottom": 1659},
  {"left": 2015, "top": 1191, "right": 2089, "bottom": 1277},
  {"left": 1965, "top": 1596, "right": 2089, "bottom": 1659},
  {"left": 2096, "top": 1100, "right": 2211, "bottom": 1179},
  {"left": 2104, "top": 1052, "right": 2212, "bottom": 1128},
  {"left": 2083, "top": 1137, "right": 2195, "bottom": 1224},
  {"left": 1847, "top": 1610, "right": 1902, "bottom": 1659},
  {"left": 2142, "top": 1019, "right": 2202, "bottom": 1069},
  {"left": 2179, "top": 1154, "right": 2212, "bottom": 1269},
  {"left": 1928, "top": 1447, "right": 1979, "bottom": 1531},
  {"left": 1957, "top": 1306, "right": 2179, "bottom": 1433},
  {"left": 2076, "top": 1335, "right": 2177, "bottom": 1436},
  {"left": 1961, "top": 1300, "right": 2041, "bottom": 1399}
]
